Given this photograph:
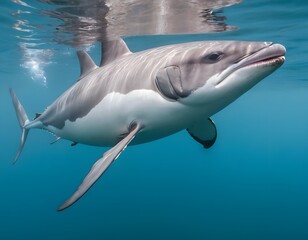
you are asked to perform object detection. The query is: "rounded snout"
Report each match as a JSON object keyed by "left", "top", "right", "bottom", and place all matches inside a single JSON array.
[
  {"left": 239, "top": 43, "right": 286, "bottom": 69},
  {"left": 215, "top": 42, "right": 286, "bottom": 87}
]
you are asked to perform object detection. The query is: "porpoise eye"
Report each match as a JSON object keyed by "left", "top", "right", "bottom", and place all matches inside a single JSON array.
[{"left": 202, "top": 51, "right": 224, "bottom": 63}]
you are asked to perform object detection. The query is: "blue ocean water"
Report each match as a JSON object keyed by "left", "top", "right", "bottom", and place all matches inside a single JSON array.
[{"left": 1, "top": 0, "right": 308, "bottom": 239}]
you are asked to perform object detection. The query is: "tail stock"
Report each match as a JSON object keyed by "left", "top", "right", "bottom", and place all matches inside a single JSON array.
[{"left": 9, "top": 88, "right": 30, "bottom": 164}]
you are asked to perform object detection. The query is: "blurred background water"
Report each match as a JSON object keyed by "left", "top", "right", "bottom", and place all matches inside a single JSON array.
[{"left": 1, "top": 0, "right": 308, "bottom": 239}]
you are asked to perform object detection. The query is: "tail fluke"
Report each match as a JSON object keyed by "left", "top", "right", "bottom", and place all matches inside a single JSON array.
[{"left": 9, "top": 89, "right": 30, "bottom": 164}]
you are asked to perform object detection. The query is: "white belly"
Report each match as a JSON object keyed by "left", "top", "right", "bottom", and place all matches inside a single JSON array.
[{"left": 48, "top": 90, "right": 200, "bottom": 146}]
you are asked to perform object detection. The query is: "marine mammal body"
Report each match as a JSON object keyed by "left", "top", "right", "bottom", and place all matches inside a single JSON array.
[{"left": 10, "top": 39, "right": 285, "bottom": 210}]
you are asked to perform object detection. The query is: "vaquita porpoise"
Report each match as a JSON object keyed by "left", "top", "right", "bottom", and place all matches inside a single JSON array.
[{"left": 10, "top": 39, "right": 286, "bottom": 211}]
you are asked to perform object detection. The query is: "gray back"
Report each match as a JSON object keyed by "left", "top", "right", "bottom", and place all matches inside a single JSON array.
[{"left": 39, "top": 40, "right": 268, "bottom": 129}]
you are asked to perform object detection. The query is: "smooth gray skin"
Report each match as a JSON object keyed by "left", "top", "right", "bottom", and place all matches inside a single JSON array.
[
  {"left": 10, "top": 38, "right": 285, "bottom": 211},
  {"left": 38, "top": 39, "right": 278, "bottom": 129}
]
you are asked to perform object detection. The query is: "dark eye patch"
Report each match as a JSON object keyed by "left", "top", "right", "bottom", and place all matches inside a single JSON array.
[{"left": 202, "top": 51, "right": 224, "bottom": 63}]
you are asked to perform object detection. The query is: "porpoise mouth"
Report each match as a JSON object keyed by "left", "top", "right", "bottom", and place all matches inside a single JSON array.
[
  {"left": 216, "top": 43, "right": 286, "bottom": 86},
  {"left": 238, "top": 43, "right": 286, "bottom": 69}
]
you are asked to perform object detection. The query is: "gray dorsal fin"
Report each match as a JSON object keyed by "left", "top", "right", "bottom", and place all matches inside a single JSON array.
[
  {"left": 77, "top": 50, "right": 98, "bottom": 79},
  {"left": 187, "top": 118, "right": 217, "bottom": 149},
  {"left": 100, "top": 38, "right": 132, "bottom": 66}
]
